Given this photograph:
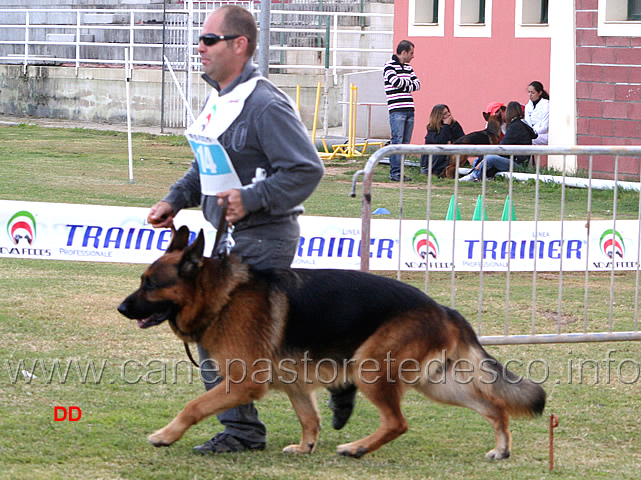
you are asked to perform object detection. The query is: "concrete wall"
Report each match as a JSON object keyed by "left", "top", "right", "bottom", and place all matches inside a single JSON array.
[
  {"left": 0, "top": 65, "right": 163, "bottom": 126},
  {"left": 0, "top": 64, "right": 344, "bottom": 132}
]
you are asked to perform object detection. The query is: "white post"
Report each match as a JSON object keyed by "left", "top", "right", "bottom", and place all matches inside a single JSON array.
[
  {"left": 259, "top": 1, "right": 271, "bottom": 78},
  {"left": 125, "top": 48, "right": 134, "bottom": 184},
  {"left": 163, "top": 55, "right": 196, "bottom": 123},
  {"left": 75, "top": 10, "right": 80, "bottom": 75},
  {"left": 548, "top": 1, "right": 577, "bottom": 172},
  {"left": 23, "top": 11, "right": 29, "bottom": 74},
  {"left": 332, "top": 14, "right": 338, "bottom": 82}
]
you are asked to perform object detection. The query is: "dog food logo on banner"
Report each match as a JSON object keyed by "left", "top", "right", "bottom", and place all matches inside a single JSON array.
[
  {"left": 412, "top": 229, "right": 439, "bottom": 260},
  {"left": 599, "top": 229, "right": 625, "bottom": 259},
  {"left": 7, "top": 210, "right": 36, "bottom": 245}
]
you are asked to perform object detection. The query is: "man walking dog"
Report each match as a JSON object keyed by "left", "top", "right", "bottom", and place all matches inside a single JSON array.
[{"left": 146, "top": 5, "right": 355, "bottom": 454}]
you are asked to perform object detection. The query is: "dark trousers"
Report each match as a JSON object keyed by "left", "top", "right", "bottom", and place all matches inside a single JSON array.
[{"left": 198, "top": 217, "right": 300, "bottom": 443}]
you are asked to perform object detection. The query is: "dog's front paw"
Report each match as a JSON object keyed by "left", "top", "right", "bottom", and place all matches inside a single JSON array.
[
  {"left": 283, "top": 442, "right": 315, "bottom": 454},
  {"left": 148, "top": 427, "right": 177, "bottom": 447},
  {"left": 485, "top": 448, "right": 510, "bottom": 460}
]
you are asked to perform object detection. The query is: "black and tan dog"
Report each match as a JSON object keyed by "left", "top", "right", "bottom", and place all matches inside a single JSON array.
[
  {"left": 118, "top": 226, "right": 545, "bottom": 459},
  {"left": 443, "top": 117, "right": 502, "bottom": 179}
]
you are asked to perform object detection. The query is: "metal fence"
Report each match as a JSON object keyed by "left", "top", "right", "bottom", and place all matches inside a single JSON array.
[
  {"left": 0, "top": 8, "right": 168, "bottom": 73},
  {"left": 350, "top": 144, "right": 641, "bottom": 346},
  {"left": 0, "top": 4, "right": 391, "bottom": 70},
  {"left": 0, "top": 4, "right": 392, "bottom": 129}
]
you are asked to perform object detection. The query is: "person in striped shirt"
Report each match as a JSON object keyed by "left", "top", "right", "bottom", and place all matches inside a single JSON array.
[{"left": 383, "top": 40, "right": 421, "bottom": 182}]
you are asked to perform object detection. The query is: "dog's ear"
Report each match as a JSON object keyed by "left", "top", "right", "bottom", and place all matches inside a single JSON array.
[
  {"left": 482, "top": 112, "right": 490, "bottom": 122},
  {"left": 178, "top": 229, "right": 205, "bottom": 279},
  {"left": 166, "top": 225, "right": 191, "bottom": 253}
]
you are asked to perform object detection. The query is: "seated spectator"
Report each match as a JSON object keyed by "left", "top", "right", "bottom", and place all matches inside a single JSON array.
[
  {"left": 459, "top": 101, "right": 537, "bottom": 182},
  {"left": 420, "top": 104, "right": 465, "bottom": 177},
  {"left": 524, "top": 81, "right": 549, "bottom": 145},
  {"left": 462, "top": 102, "right": 506, "bottom": 172}
]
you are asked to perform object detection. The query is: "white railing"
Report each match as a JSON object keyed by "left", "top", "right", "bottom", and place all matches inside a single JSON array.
[
  {"left": 0, "top": 6, "right": 393, "bottom": 76},
  {"left": 0, "top": 8, "right": 169, "bottom": 73},
  {"left": 351, "top": 145, "right": 641, "bottom": 345}
]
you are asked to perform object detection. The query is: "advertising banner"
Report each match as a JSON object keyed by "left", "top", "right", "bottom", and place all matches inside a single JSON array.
[{"left": 1, "top": 200, "right": 639, "bottom": 272}]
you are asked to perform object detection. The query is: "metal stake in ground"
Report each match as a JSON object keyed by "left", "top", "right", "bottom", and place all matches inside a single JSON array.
[{"left": 549, "top": 414, "right": 559, "bottom": 470}]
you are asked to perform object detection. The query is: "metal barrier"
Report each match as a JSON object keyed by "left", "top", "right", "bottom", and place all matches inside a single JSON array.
[
  {"left": 350, "top": 144, "right": 641, "bottom": 345},
  {"left": 0, "top": 5, "right": 392, "bottom": 75},
  {"left": 0, "top": 4, "right": 392, "bottom": 129},
  {"left": 0, "top": 8, "right": 170, "bottom": 73}
]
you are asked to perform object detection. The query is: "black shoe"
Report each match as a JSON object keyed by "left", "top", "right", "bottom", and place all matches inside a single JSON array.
[
  {"left": 328, "top": 384, "right": 357, "bottom": 430},
  {"left": 390, "top": 175, "right": 411, "bottom": 182},
  {"left": 193, "top": 432, "right": 266, "bottom": 454}
]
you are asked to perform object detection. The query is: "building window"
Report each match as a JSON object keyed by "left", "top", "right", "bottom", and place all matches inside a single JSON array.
[
  {"left": 629, "top": 0, "right": 641, "bottom": 20},
  {"left": 598, "top": 0, "right": 641, "bottom": 37},
  {"left": 415, "top": 0, "right": 439, "bottom": 24},
  {"left": 520, "top": 0, "right": 548, "bottom": 24},
  {"left": 454, "top": 0, "right": 492, "bottom": 37},
  {"left": 515, "top": 0, "right": 550, "bottom": 37},
  {"left": 460, "top": 0, "right": 486, "bottom": 24},
  {"left": 541, "top": 0, "right": 549, "bottom": 23},
  {"left": 603, "top": 0, "right": 641, "bottom": 21},
  {"left": 409, "top": 0, "right": 445, "bottom": 37}
]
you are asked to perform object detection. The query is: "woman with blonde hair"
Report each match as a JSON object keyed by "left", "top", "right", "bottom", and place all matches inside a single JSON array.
[{"left": 420, "top": 104, "right": 465, "bottom": 177}]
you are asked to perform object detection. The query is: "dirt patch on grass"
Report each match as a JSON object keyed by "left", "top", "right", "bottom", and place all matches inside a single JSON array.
[{"left": 539, "top": 309, "right": 579, "bottom": 325}]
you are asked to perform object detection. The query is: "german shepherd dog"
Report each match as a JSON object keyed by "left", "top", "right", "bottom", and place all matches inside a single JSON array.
[
  {"left": 443, "top": 117, "right": 502, "bottom": 179},
  {"left": 118, "top": 226, "right": 545, "bottom": 459}
]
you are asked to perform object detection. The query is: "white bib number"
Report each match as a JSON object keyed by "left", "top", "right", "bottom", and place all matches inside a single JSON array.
[
  {"left": 185, "top": 77, "right": 264, "bottom": 196},
  {"left": 187, "top": 136, "right": 241, "bottom": 195}
]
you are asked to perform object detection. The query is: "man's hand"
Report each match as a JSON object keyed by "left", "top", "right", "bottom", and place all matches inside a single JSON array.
[
  {"left": 217, "top": 189, "right": 246, "bottom": 224},
  {"left": 147, "top": 201, "right": 175, "bottom": 228}
]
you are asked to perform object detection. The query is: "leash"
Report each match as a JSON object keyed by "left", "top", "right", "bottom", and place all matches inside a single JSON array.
[
  {"left": 183, "top": 197, "right": 231, "bottom": 369},
  {"left": 212, "top": 196, "right": 230, "bottom": 257},
  {"left": 184, "top": 341, "right": 200, "bottom": 368}
]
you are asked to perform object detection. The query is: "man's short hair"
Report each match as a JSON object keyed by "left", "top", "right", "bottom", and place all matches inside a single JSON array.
[
  {"left": 396, "top": 40, "right": 414, "bottom": 55},
  {"left": 218, "top": 5, "right": 257, "bottom": 57}
]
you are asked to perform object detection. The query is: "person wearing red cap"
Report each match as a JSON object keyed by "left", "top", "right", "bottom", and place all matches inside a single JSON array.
[
  {"left": 483, "top": 102, "right": 507, "bottom": 138},
  {"left": 486, "top": 102, "right": 504, "bottom": 115},
  {"left": 460, "top": 101, "right": 537, "bottom": 182},
  {"left": 465, "top": 101, "right": 507, "bottom": 172}
]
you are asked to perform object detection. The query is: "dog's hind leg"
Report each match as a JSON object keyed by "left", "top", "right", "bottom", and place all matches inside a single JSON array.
[
  {"left": 480, "top": 407, "right": 511, "bottom": 460},
  {"left": 417, "top": 379, "right": 511, "bottom": 460},
  {"left": 336, "top": 383, "right": 408, "bottom": 458},
  {"left": 282, "top": 388, "right": 321, "bottom": 454}
]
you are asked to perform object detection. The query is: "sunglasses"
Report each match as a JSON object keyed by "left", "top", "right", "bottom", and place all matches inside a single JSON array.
[{"left": 198, "top": 34, "right": 241, "bottom": 46}]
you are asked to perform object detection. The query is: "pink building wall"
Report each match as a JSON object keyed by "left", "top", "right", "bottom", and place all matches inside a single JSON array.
[{"left": 394, "top": 1, "right": 551, "bottom": 144}]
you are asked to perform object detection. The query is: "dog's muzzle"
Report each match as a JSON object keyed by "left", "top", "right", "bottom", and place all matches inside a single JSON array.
[{"left": 117, "top": 296, "right": 175, "bottom": 329}]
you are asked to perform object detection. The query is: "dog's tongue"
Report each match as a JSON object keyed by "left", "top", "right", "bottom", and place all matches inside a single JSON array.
[{"left": 136, "top": 313, "right": 166, "bottom": 329}]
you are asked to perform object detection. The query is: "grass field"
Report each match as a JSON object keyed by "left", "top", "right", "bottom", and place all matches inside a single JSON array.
[{"left": 1, "top": 124, "right": 640, "bottom": 480}]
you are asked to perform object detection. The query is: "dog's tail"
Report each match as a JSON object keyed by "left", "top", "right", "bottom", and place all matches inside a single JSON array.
[
  {"left": 469, "top": 345, "right": 546, "bottom": 418},
  {"left": 444, "top": 309, "right": 546, "bottom": 418}
]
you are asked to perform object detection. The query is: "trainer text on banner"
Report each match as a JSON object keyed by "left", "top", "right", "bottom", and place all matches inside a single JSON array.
[{"left": 0, "top": 200, "right": 638, "bottom": 272}]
